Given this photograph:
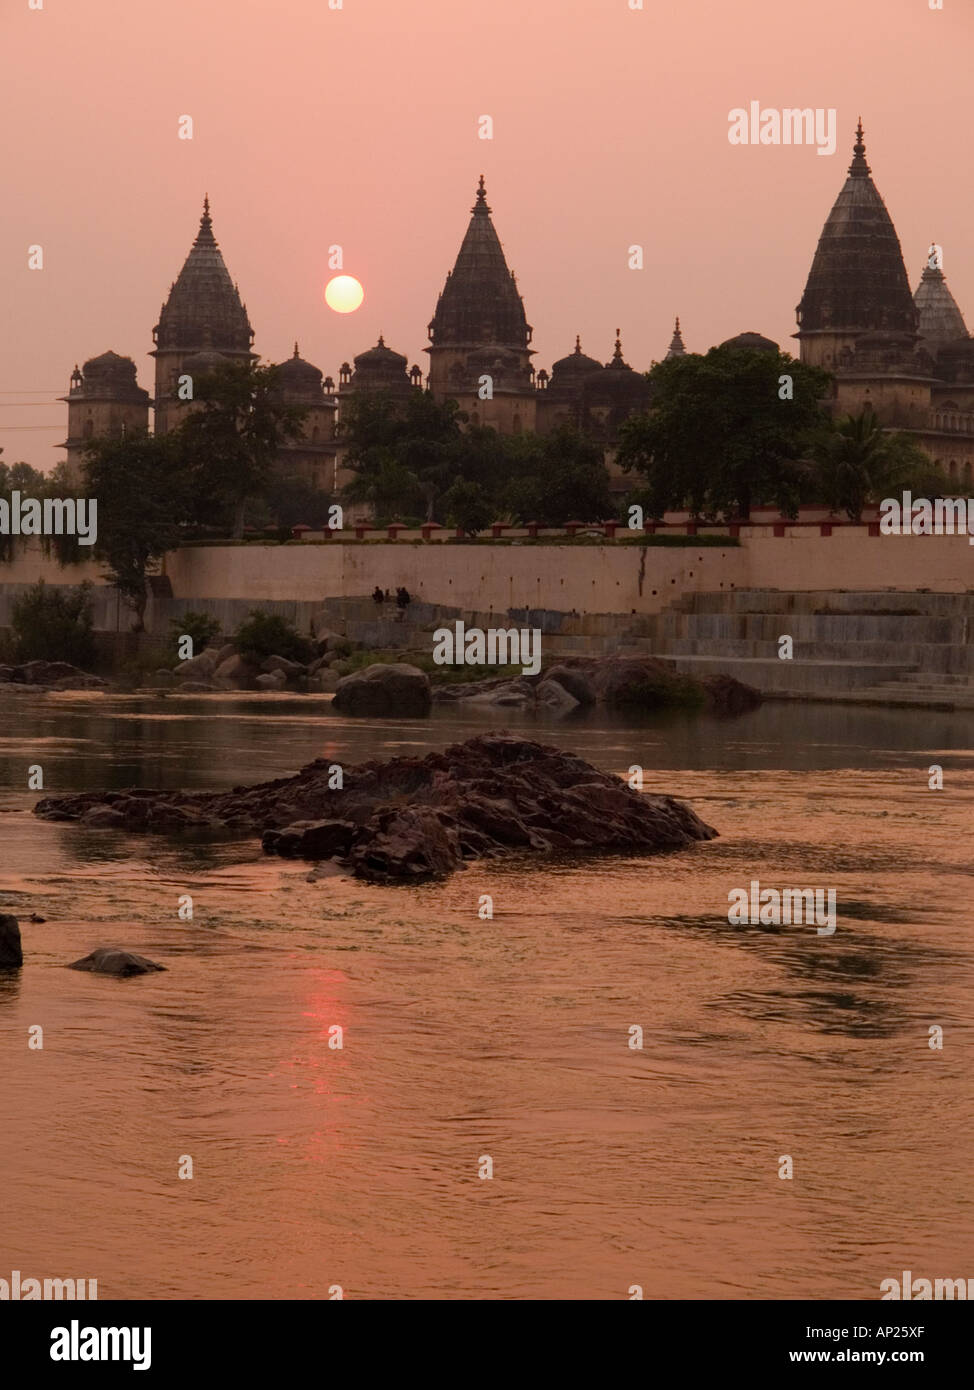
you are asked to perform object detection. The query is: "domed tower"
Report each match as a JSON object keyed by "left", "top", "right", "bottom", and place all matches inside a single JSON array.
[
  {"left": 796, "top": 122, "right": 918, "bottom": 371},
  {"left": 272, "top": 343, "right": 338, "bottom": 492},
  {"left": 425, "top": 177, "right": 536, "bottom": 430},
  {"left": 915, "top": 248, "right": 968, "bottom": 360},
  {"left": 795, "top": 122, "right": 933, "bottom": 428},
  {"left": 151, "top": 197, "right": 255, "bottom": 434},
  {"left": 59, "top": 350, "right": 150, "bottom": 482}
]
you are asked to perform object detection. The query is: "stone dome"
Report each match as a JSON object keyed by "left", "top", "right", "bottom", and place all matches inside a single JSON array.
[{"left": 720, "top": 331, "right": 780, "bottom": 354}]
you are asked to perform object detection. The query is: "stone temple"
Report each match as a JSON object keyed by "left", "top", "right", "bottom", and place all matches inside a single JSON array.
[{"left": 61, "top": 135, "right": 974, "bottom": 500}]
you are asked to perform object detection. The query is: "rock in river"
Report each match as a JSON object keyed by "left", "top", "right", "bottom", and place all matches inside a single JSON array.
[
  {"left": 67, "top": 947, "right": 166, "bottom": 977},
  {"left": 0, "top": 914, "right": 23, "bottom": 968},
  {"left": 36, "top": 734, "right": 718, "bottom": 885}
]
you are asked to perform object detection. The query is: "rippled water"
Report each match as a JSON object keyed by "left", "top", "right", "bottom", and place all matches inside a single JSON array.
[{"left": 1, "top": 690, "right": 972, "bottom": 1299}]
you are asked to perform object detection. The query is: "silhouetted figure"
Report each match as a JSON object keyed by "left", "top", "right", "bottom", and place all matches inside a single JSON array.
[
  {"left": 396, "top": 586, "right": 411, "bottom": 609},
  {"left": 372, "top": 586, "right": 384, "bottom": 606}
]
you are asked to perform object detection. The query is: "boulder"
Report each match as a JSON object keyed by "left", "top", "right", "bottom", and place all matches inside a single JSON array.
[
  {"left": 174, "top": 650, "right": 218, "bottom": 681},
  {"left": 536, "top": 677, "right": 580, "bottom": 712},
  {"left": 307, "top": 668, "right": 340, "bottom": 693},
  {"left": 213, "top": 642, "right": 236, "bottom": 667},
  {"left": 0, "top": 914, "right": 23, "bottom": 968},
  {"left": 255, "top": 670, "right": 287, "bottom": 690},
  {"left": 260, "top": 655, "right": 305, "bottom": 679},
  {"left": 332, "top": 662, "right": 431, "bottom": 717},
  {"left": 0, "top": 665, "right": 14, "bottom": 683},
  {"left": 214, "top": 653, "right": 256, "bottom": 689},
  {"left": 151, "top": 669, "right": 177, "bottom": 687},
  {"left": 346, "top": 806, "right": 463, "bottom": 883},
  {"left": 67, "top": 947, "right": 166, "bottom": 977},
  {"left": 262, "top": 819, "right": 358, "bottom": 858},
  {"left": 542, "top": 664, "right": 597, "bottom": 706}
]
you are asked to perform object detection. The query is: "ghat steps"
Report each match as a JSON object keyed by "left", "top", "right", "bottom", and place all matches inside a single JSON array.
[{"left": 317, "top": 591, "right": 974, "bottom": 708}]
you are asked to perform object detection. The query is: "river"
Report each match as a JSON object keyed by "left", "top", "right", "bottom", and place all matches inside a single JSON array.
[{"left": 1, "top": 690, "right": 972, "bottom": 1299}]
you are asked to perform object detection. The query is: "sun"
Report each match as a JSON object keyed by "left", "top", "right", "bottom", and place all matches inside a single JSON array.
[{"left": 324, "top": 275, "right": 364, "bottom": 313}]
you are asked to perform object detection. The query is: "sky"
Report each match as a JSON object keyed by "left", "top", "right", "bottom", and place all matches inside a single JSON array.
[{"left": 2, "top": 0, "right": 972, "bottom": 471}]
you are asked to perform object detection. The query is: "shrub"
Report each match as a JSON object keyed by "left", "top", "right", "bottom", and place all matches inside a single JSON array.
[
  {"left": 167, "top": 610, "right": 222, "bottom": 661},
  {"left": 10, "top": 579, "right": 96, "bottom": 667},
  {"left": 233, "top": 609, "right": 314, "bottom": 665}
]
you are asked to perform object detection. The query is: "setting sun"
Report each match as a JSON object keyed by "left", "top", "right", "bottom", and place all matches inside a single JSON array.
[{"left": 324, "top": 274, "right": 364, "bottom": 313}]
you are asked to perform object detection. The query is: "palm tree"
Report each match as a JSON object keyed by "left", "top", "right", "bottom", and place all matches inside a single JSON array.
[{"left": 814, "top": 408, "right": 947, "bottom": 521}]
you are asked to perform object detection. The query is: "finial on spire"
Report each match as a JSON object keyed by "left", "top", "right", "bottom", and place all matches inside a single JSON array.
[
  {"left": 574, "top": 335, "right": 582, "bottom": 353},
  {"left": 378, "top": 333, "right": 385, "bottom": 347},
  {"left": 293, "top": 341, "right": 300, "bottom": 358},
  {"left": 473, "top": 175, "right": 491, "bottom": 213},
  {"left": 675, "top": 316, "right": 681, "bottom": 333},
  {"left": 848, "top": 118, "right": 870, "bottom": 176}
]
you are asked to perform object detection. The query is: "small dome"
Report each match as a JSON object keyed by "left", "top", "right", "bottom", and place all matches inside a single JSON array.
[
  {"left": 720, "top": 330, "right": 780, "bottom": 354},
  {"left": 353, "top": 335, "right": 408, "bottom": 369},
  {"left": 277, "top": 343, "right": 323, "bottom": 387},
  {"left": 83, "top": 349, "right": 131, "bottom": 373},
  {"left": 551, "top": 336, "right": 603, "bottom": 379}
]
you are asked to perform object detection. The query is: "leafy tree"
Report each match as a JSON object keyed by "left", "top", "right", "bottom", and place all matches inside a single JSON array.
[
  {"left": 616, "top": 347, "right": 832, "bottom": 518},
  {"left": 501, "top": 426, "right": 612, "bottom": 524},
  {"left": 339, "top": 390, "right": 465, "bottom": 520},
  {"left": 176, "top": 361, "right": 308, "bottom": 536},
  {"left": 443, "top": 477, "right": 493, "bottom": 535},
  {"left": 82, "top": 430, "right": 192, "bottom": 631},
  {"left": 233, "top": 609, "right": 314, "bottom": 665},
  {"left": 811, "top": 408, "right": 946, "bottom": 521},
  {"left": 10, "top": 579, "right": 96, "bottom": 667}
]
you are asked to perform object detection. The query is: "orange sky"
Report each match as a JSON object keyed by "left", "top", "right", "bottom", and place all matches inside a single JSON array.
[{"left": 3, "top": 0, "right": 971, "bottom": 470}]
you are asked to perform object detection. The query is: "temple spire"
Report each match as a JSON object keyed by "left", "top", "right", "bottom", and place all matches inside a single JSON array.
[
  {"left": 849, "top": 118, "right": 870, "bottom": 177},
  {"left": 666, "top": 316, "right": 687, "bottom": 359}
]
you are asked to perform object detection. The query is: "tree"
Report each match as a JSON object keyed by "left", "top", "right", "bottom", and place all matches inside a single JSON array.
[
  {"left": 616, "top": 347, "right": 832, "bottom": 518},
  {"left": 82, "top": 431, "right": 192, "bottom": 631},
  {"left": 11, "top": 579, "right": 95, "bottom": 667},
  {"left": 811, "top": 408, "right": 946, "bottom": 521},
  {"left": 443, "top": 477, "right": 493, "bottom": 535},
  {"left": 501, "top": 426, "right": 612, "bottom": 524},
  {"left": 176, "top": 361, "right": 308, "bottom": 536},
  {"left": 339, "top": 390, "right": 465, "bottom": 520}
]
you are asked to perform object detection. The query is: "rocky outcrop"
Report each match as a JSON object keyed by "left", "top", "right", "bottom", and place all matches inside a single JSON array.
[
  {"left": 331, "top": 662, "right": 432, "bottom": 717},
  {"left": 0, "top": 914, "right": 23, "bottom": 968},
  {"left": 67, "top": 947, "right": 166, "bottom": 977},
  {"left": 434, "top": 655, "right": 760, "bottom": 715},
  {"left": 0, "top": 661, "right": 106, "bottom": 690},
  {"left": 35, "top": 733, "right": 718, "bottom": 884}
]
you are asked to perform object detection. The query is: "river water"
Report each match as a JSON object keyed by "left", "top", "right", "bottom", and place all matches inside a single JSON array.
[{"left": 1, "top": 690, "right": 972, "bottom": 1300}]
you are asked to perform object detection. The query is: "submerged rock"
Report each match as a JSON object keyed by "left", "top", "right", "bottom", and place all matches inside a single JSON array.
[
  {"left": 0, "top": 914, "right": 23, "bottom": 969},
  {"left": 35, "top": 734, "right": 718, "bottom": 884},
  {"left": 332, "top": 662, "right": 432, "bottom": 717},
  {"left": 67, "top": 947, "right": 166, "bottom": 977}
]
